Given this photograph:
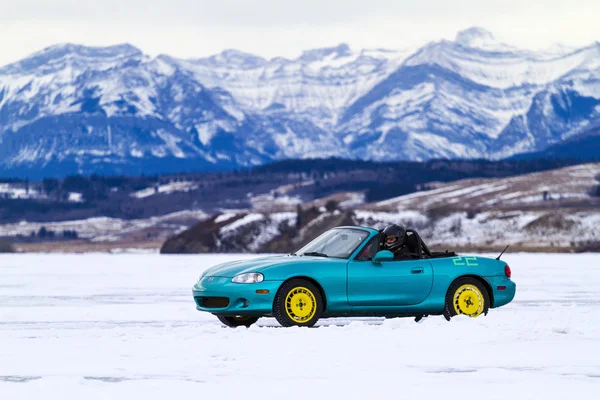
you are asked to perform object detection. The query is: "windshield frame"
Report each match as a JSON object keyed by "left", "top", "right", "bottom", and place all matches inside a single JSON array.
[{"left": 293, "top": 227, "right": 372, "bottom": 260}]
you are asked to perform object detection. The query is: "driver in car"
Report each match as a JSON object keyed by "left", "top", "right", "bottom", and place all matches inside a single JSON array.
[{"left": 382, "top": 224, "right": 413, "bottom": 260}]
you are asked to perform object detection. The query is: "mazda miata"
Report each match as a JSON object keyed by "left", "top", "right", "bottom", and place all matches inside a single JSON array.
[{"left": 192, "top": 226, "right": 516, "bottom": 327}]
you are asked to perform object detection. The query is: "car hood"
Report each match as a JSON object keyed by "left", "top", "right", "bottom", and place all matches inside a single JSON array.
[{"left": 201, "top": 255, "right": 306, "bottom": 278}]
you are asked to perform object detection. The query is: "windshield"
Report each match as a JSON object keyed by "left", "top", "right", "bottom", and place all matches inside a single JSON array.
[{"left": 293, "top": 228, "right": 370, "bottom": 259}]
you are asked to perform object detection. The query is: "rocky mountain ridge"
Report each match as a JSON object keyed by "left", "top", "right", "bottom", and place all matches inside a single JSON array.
[{"left": 1, "top": 27, "right": 599, "bottom": 178}]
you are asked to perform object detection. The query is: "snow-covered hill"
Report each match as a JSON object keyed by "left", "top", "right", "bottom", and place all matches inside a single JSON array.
[
  {"left": 1, "top": 28, "right": 599, "bottom": 177},
  {"left": 371, "top": 163, "right": 600, "bottom": 211}
]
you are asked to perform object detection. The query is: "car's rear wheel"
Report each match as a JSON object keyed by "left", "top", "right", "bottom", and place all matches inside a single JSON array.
[
  {"left": 273, "top": 279, "right": 323, "bottom": 327},
  {"left": 443, "top": 277, "right": 490, "bottom": 320},
  {"left": 216, "top": 315, "right": 260, "bottom": 328}
]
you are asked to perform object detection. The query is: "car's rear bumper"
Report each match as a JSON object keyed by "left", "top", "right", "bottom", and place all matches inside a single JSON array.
[
  {"left": 192, "top": 277, "right": 282, "bottom": 315},
  {"left": 487, "top": 276, "right": 516, "bottom": 308}
]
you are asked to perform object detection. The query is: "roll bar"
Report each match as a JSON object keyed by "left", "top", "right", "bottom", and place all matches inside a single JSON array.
[{"left": 406, "top": 228, "right": 432, "bottom": 258}]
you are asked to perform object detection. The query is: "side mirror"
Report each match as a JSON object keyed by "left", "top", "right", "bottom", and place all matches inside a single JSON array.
[{"left": 373, "top": 250, "right": 394, "bottom": 264}]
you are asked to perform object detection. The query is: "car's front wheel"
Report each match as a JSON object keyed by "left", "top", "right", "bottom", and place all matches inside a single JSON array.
[
  {"left": 216, "top": 315, "right": 260, "bottom": 328},
  {"left": 443, "top": 277, "right": 490, "bottom": 320},
  {"left": 273, "top": 279, "right": 323, "bottom": 327}
]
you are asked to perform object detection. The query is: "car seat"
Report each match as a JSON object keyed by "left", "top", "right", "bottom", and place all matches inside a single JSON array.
[
  {"left": 392, "top": 232, "right": 420, "bottom": 260},
  {"left": 405, "top": 232, "right": 420, "bottom": 256}
]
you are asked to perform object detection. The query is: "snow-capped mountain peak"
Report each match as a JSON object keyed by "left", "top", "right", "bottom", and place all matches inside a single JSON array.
[
  {"left": 0, "top": 43, "right": 143, "bottom": 75},
  {"left": 195, "top": 49, "right": 267, "bottom": 69},
  {"left": 0, "top": 28, "right": 598, "bottom": 178},
  {"left": 299, "top": 43, "right": 352, "bottom": 61},
  {"left": 455, "top": 27, "right": 499, "bottom": 48}
]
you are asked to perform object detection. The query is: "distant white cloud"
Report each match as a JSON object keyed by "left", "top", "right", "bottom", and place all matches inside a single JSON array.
[{"left": 1, "top": 0, "right": 599, "bottom": 67}]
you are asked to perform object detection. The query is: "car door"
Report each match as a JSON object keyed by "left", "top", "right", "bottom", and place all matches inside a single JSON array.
[{"left": 347, "top": 237, "right": 433, "bottom": 306}]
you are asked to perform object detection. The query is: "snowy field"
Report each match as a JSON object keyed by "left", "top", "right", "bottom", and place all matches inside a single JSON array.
[{"left": 1, "top": 253, "right": 599, "bottom": 400}]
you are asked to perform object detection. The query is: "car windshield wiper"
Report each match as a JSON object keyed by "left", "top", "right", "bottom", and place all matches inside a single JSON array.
[{"left": 301, "top": 251, "right": 328, "bottom": 258}]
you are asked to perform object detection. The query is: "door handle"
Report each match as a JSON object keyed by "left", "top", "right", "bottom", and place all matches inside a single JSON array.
[{"left": 411, "top": 267, "right": 424, "bottom": 274}]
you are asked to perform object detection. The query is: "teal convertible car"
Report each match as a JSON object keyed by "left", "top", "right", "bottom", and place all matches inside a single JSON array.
[{"left": 192, "top": 225, "right": 516, "bottom": 327}]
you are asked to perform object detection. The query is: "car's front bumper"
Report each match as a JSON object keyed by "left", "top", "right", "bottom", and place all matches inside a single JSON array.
[
  {"left": 192, "top": 276, "right": 282, "bottom": 316},
  {"left": 487, "top": 276, "right": 516, "bottom": 308}
]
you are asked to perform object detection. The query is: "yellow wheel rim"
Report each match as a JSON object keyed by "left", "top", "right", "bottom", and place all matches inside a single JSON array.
[
  {"left": 453, "top": 284, "right": 484, "bottom": 317},
  {"left": 285, "top": 287, "right": 317, "bottom": 323}
]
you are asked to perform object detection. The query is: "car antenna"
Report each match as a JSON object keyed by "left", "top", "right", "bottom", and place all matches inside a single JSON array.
[{"left": 496, "top": 245, "right": 509, "bottom": 260}]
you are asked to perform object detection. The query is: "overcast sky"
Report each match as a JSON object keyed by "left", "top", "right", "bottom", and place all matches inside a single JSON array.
[{"left": 1, "top": 0, "right": 599, "bottom": 67}]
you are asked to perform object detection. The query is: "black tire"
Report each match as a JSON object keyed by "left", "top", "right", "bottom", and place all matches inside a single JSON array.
[
  {"left": 216, "top": 315, "right": 260, "bottom": 328},
  {"left": 443, "top": 277, "right": 490, "bottom": 321},
  {"left": 273, "top": 279, "right": 324, "bottom": 327}
]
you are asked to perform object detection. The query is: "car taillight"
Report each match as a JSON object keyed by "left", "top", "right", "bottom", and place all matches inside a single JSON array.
[{"left": 505, "top": 265, "right": 511, "bottom": 278}]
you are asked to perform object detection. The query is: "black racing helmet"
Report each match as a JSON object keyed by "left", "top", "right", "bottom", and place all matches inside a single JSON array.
[{"left": 382, "top": 224, "right": 406, "bottom": 251}]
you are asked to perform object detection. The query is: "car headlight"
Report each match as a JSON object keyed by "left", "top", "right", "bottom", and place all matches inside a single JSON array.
[{"left": 231, "top": 272, "right": 264, "bottom": 283}]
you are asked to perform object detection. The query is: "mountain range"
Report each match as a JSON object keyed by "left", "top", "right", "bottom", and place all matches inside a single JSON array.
[{"left": 0, "top": 27, "right": 599, "bottom": 178}]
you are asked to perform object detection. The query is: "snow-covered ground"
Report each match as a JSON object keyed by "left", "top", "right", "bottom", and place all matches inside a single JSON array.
[
  {"left": 0, "top": 183, "right": 83, "bottom": 203},
  {"left": 0, "top": 253, "right": 599, "bottom": 399},
  {"left": 130, "top": 181, "right": 200, "bottom": 199},
  {"left": 0, "top": 210, "right": 208, "bottom": 242},
  {"left": 0, "top": 183, "right": 46, "bottom": 201}
]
